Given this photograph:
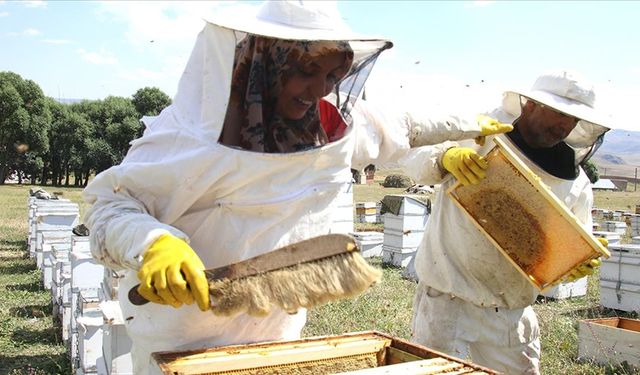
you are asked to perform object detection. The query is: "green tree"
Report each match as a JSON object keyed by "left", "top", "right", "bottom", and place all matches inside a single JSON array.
[
  {"left": 71, "top": 96, "right": 139, "bottom": 166},
  {"left": 45, "top": 98, "right": 92, "bottom": 186},
  {"left": 581, "top": 159, "right": 599, "bottom": 183},
  {"left": 85, "top": 137, "right": 116, "bottom": 177},
  {"left": 132, "top": 87, "right": 171, "bottom": 119},
  {"left": 0, "top": 72, "right": 50, "bottom": 184},
  {"left": 100, "top": 96, "right": 140, "bottom": 162}
]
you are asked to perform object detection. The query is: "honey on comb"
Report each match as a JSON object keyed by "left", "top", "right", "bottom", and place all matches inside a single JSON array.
[{"left": 468, "top": 189, "right": 546, "bottom": 273}]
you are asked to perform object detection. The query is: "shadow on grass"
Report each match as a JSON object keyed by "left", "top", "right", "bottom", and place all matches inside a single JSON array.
[
  {"left": 9, "top": 303, "right": 51, "bottom": 319},
  {"left": 0, "top": 239, "right": 28, "bottom": 251},
  {"left": 0, "top": 261, "right": 36, "bottom": 274},
  {"left": 6, "top": 281, "right": 41, "bottom": 293},
  {"left": 1, "top": 352, "right": 70, "bottom": 375},
  {"left": 11, "top": 326, "right": 61, "bottom": 346}
]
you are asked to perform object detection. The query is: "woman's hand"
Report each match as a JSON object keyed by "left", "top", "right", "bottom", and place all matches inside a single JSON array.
[{"left": 137, "top": 234, "right": 210, "bottom": 311}]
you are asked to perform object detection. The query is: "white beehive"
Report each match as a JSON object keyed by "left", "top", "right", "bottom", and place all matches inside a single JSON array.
[
  {"left": 600, "top": 243, "right": 640, "bottom": 312},
  {"left": 29, "top": 203, "right": 78, "bottom": 257},
  {"left": 381, "top": 195, "right": 429, "bottom": 269},
  {"left": 541, "top": 277, "right": 587, "bottom": 300},
  {"left": 356, "top": 202, "right": 378, "bottom": 224},
  {"left": 382, "top": 245, "right": 415, "bottom": 268},
  {"left": 602, "top": 221, "right": 627, "bottom": 235},
  {"left": 600, "top": 280, "right": 640, "bottom": 312},
  {"left": 51, "top": 243, "right": 72, "bottom": 321},
  {"left": 71, "top": 251, "right": 104, "bottom": 290},
  {"left": 36, "top": 229, "right": 71, "bottom": 269},
  {"left": 578, "top": 318, "right": 640, "bottom": 368},
  {"left": 100, "top": 269, "right": 123, "bottom": 301},
  {"left": 330, "top": 182, "right": 354, "bottom": 234},
  {"left": 600, "top": 244, "right": 640, "bottom": 284},
  {"left": 74, "top": 288, "right": 103, "bottom": 374},
  {"left": 630, "top": 214, "right": 640, "bottom": 237},
  {"left": 352, "top": 231, "right": 383, "bottom": 258},
  {"left": 100, "top": 301, "right": 134, "bottom": 374},
  {"left": 592, "top": 231, "right": 621, "bottom": 245}
]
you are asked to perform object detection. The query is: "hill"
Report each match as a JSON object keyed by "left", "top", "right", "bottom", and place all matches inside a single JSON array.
[{"left": 592, "top": 128, "right": 640, "bottom": 177}]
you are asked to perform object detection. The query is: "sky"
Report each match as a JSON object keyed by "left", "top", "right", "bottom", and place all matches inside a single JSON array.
[{"left": 1, "top": 0, "right": 639, "bottom": 131}]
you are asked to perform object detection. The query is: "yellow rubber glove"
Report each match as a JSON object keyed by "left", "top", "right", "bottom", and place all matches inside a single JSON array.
[
  {"left": 565, "top": 238, "right": 607, "bottom": 282},
  {"left": 137, "top": 234, "right": 210, "bottom": 311},
  {"left": 442, "top": 147, "right": 488, "bottom": 186},
  {"left": 474, "top": 115, "right": 514, "bottom": 146}
]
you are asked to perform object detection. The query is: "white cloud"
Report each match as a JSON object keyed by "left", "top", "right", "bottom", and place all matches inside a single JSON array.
[
  {"left": 6, "top": 28, "right": 41, "bottom": 37},
  {"left": 24, "top": 0, "right": 46, "bottom": 8},
  {"left": 114, "top": 54, "right": 188, "bottom": 96},
  {"left": 91, "top": 1, "right": 259, "bottom": 97},
  {"left": 24, "top": 28, "right": 40, "bottom": 36},
  {"left": 0, "top": 11, "right": 9, "bottom": 17},
  {"left": 97, "top": 1, "right": 254, "bottom": 47},
  {"left": 43, "top": 39, "right": 72, "bottom": 45},
  {"left": 77, "top": 48, "right": 118, "bottom": 65}
]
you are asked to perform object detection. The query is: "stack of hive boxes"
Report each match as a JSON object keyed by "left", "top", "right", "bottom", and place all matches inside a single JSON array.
[
  {"left": 602, "top": 220, "right": 627, "bottom": 235},
  {"left": 355, "top": 201, "right": 379, "bottom": 224},
  {"left": 600, "top": 243, "right": 640, "bottom": 312},
  {"left": 27, "top": 193, "right": 134, "bottom": 374},
  {"left": 380, "top": 195, "right": 430, "bottom": 272}
]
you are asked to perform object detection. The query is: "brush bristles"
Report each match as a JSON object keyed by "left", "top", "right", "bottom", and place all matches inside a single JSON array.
[{"left": 209, "top": 252, "right": 382, "bottom": 317}]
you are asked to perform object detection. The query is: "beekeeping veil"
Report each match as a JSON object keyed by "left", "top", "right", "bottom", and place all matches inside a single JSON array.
[
  {"left": 502, "top": 70, "right": 612, "bottom": 166},
  {"left": 171, "top": 0, "right": 392, "bottom": 152}
]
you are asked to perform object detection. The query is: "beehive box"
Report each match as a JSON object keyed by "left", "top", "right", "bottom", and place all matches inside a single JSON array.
[
  {"left": 151, "top": 331, "right": 497, "bottom": 374},
  {"left": 578, "top": 317, "right": 640, "bottom": 368},
  {"left": 541, "top": 277, "right": 587, "bottom": 300},
  {"left": 447, "top": 137, "right": 610, "bottom": 291},
  {"left": 600, "top": 244, "right": 640, "bottom": 284}
]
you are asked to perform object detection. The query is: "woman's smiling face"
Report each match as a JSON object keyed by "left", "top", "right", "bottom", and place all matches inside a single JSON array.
[{"left": 275, "top": 50, "right": 350, "bottom": 121}]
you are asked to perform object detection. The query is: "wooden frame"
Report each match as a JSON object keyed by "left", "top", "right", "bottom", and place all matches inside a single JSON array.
[
  {"left": 447, "top": 137, "right": 610, "bottom": 291},
  {"left": 151, "top": 331, "right": 498, "bottom": 374}
]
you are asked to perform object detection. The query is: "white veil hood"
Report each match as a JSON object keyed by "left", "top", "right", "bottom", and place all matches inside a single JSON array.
[{"left": 161, "top": 1, "right": 392, "bottom": 144}]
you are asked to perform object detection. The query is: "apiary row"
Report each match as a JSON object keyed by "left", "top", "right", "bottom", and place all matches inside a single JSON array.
[{"left": 27, "top": 194, "right": 133, "bottom": 374}]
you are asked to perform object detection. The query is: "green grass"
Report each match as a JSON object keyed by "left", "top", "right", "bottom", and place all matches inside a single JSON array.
[
  {"left": 0, "top": 185, "right": 83, "bottom": 375},
  {"left": 1, "top": 182, "right": 640, "bottom": 374}
]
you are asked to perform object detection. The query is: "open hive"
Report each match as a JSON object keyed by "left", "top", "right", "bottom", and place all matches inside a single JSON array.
[
  {"left": 447, "top": 137, "right": 610, "bottom": 291},
  {"left": 578, "top": 317, "right": 640, "bottom": 368},
  {"left": 151, "top": 331, "right": 497, "bottom": 374}
]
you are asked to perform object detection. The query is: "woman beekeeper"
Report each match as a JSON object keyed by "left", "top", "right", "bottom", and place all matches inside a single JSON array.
[{"left": 83, "top": 1, "right": 511, "bottom": 373}]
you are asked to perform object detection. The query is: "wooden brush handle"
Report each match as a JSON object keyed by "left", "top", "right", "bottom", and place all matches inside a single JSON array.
[{"left": 128, "top": 285, "right": 150, "bottom": 305}]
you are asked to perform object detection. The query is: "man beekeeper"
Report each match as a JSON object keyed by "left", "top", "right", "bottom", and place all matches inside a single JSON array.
[
  {"left": 405, "top": 70, "right": 612, "bottom": 374},
  {"left": 82, "top": 1, "right": 511, "bottom": 373}
]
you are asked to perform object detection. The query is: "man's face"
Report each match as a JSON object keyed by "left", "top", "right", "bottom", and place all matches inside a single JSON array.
[{"left": 518, "top": 100, "right": 579, "bottom": 148}]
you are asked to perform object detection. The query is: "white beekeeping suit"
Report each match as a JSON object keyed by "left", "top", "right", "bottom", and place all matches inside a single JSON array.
[
  {"left": 403, "top": 70, "right": 612, "bottom": 374},
  {"left": 83, "top": 1, "right": 501, "bottom": 373}
]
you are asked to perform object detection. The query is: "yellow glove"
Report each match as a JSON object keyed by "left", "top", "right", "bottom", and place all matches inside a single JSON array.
[
  {"left": 442, "top": 147, "right": 488, "bottom": 186},
  {"left": 475, "top": 115, "right": 513, "bottom": 146},
  {"left": 565, "top": 238, "right": 607, "bottom": 282},
  {"left": 137, "top": 234, "right": 210, "bottom": 311}
]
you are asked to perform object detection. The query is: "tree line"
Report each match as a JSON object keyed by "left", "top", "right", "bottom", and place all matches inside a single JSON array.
[{"left": 0, "top": 71, "right": 172, "bottom": 186}]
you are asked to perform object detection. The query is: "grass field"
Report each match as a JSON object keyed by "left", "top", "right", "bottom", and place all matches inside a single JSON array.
[{"left": 1, "top": 181, "right": 639, "bottom": 374}]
